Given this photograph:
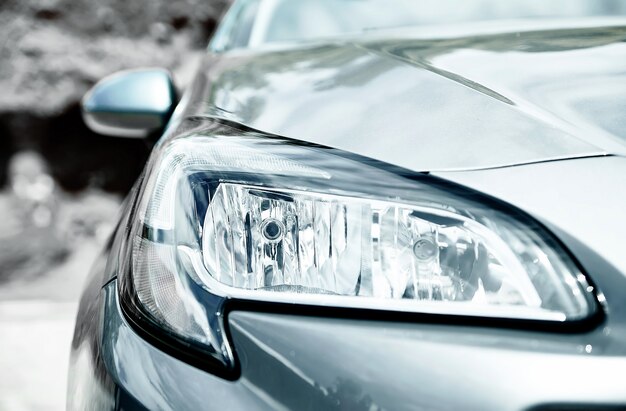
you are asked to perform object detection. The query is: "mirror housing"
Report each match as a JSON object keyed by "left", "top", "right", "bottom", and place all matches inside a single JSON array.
[{"left": 81, "top": 68, "right": 176, "bottom": 138}]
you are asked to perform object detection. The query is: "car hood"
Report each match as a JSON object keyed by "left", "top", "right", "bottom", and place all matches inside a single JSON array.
[{"left": 189, "top": 19, "right": 626, "bottom": 172}]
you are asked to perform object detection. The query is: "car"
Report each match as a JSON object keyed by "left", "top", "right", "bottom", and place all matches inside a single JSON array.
[{"left": 67, "top": 1, "right": 626, "bottom": 410}]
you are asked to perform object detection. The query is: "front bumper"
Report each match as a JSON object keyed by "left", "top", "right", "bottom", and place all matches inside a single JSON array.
[{"left": 67, "top": 279, "right": 626, "bottom": 411}]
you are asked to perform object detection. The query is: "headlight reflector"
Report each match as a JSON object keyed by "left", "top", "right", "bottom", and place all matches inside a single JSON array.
[{"left": 203, "top": 183, "right": 552, "bottom": 312}]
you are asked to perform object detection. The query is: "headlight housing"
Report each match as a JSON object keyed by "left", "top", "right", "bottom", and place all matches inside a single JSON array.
[{"left": 119, "top": 122, "right": 600, "bottom": 375}]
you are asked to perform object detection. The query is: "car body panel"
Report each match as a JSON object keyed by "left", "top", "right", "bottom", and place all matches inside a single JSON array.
[
  {"left": 185, "top": 21, "right": 626, "bottom": 172},
  {"left": 73, "top": 278, "right": 626, "bottom": 411},
  {"left": 229, "top": 310, "right": 626, "bottom": 411}
]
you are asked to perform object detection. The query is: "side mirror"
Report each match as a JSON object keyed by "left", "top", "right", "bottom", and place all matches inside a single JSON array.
[{"left": 81, "top": 68, "right": 176, "bottom": 138}]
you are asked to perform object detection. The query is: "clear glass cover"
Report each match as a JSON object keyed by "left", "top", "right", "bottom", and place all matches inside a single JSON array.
[
  {"left": 126, "top": 132, "right": 597, "bottom": 353},
  {"left": 200, "top": 183, "right": 588, "bottom": 320}
]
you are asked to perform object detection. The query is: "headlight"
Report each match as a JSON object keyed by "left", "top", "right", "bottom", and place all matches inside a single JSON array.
[{"left": 119, "top": 123, "right": 599, "bottom": 374}]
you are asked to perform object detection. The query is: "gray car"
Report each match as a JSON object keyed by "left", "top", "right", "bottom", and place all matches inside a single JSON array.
[{"left": 68, "top": 1, "right": 626, "bottom": 410}]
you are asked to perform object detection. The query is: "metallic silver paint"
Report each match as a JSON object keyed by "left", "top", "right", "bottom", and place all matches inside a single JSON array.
[
  {"left": 184, "top": 21, "right": 626, "bottom": 172},
  {"left": 82, "top": 69, "right": 176, "bottom": 138},
  {"left": 95, "top": 281, "right": 626, "bottom": 411}
]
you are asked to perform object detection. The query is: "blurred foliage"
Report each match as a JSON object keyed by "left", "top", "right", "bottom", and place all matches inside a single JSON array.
[{"left": 0, "top": 0, "right": 227, "bottom": 192}]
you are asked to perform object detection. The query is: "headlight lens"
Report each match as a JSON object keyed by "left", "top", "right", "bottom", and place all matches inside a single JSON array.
[
  {"left": 121, "top": 127, "right": 598, "bottom": 369},
  {"left": 202, "top": 183, "right": 559, "bottom": 314}
]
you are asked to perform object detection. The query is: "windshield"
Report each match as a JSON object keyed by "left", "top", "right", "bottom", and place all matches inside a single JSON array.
[{"left": 211, "top": 0, "right": 626, "bottom": 51}]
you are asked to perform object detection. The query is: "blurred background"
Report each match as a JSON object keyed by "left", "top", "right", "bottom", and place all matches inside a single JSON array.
[{"left": 0, "top": 0, "right": 226, "bottom": 409}]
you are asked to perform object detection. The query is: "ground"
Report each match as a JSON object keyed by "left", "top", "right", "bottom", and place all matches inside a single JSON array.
[{"left": 0, "top": 189, "right": 121, "bottom": 411}]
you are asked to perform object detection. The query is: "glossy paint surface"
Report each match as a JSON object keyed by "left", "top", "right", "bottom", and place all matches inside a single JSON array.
[
  {"left": 78, "top": 274, "right": 626, "bottom": 411},
  {"left": 186, "top": 20, "right": 626, "bottom": 171},
  {"left": 82, "top": 69, "right": 176, "bottom": 138}
]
